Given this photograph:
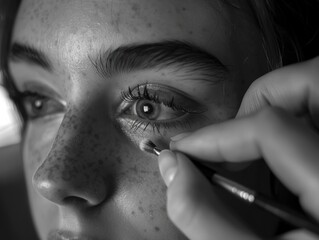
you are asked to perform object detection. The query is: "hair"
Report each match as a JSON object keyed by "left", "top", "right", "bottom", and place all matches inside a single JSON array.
[
  {"left": 248, "top": 0, "right": 319, "bottom": 69},
  {"left": 1, "top": 0, "right": 319, "bottom": 121}
]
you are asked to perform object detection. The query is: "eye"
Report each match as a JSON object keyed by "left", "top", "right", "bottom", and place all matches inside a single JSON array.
[
  {"left": 118, "top": 83, "right": 207, "bottom": 133},
  {"left": 21, "top": 91, "right": 66, "bottom": 119},
  {"left": 129, "top": 99, "right": 185, "bottom": 121}
]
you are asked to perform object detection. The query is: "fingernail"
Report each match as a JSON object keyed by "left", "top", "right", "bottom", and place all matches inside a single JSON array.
[
  {"left": 170, "top": 132, "right": 191, "bottom": 142},
  {"left": 158, "top": 150, "right": 178, "bottom": 186}
]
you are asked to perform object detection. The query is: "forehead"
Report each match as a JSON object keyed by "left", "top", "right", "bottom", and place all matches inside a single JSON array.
[
  {"left": 12, "top": 0, "right": 232, "bottom": 67},
  {"left": 14, "top": 0, "right": 226, "bottom": 36}
]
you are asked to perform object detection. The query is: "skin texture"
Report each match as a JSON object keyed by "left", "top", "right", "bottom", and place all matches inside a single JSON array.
[{"left": 9, "top": 0, "right": 269, "bottom": 239}]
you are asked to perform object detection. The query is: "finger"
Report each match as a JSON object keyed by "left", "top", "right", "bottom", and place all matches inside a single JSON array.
[
  {"left": 277, "top": 229, "right": 319, "bottom": 240},
  {"left": 171, "top": 107, "right": 319, "bottom": 219},
  {"left": 237, "top": 57, "right": 319, "bottom": 126},
  {"left": 158, "top": 150, "right": 257, "bottom": 240}
]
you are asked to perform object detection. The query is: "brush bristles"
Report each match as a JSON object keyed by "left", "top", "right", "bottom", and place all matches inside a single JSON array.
[
  {"left": 140, "top": 140, "right": 162, "bottom": 156},
  {"left": 139, "top": 140, "right": 157, "bottom": 154}
]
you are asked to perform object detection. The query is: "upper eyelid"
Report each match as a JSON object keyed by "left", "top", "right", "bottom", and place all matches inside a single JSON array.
[
  {"left": 20, "top": 82, "right": 66, "bottom": 105},
  {"left": 119, "top": 83, "right": 208, "bottom": 114}
]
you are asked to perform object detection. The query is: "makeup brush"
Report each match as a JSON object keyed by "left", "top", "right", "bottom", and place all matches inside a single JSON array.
[{"left": 140, "top": 140, "right": 319, "bottom": 236}]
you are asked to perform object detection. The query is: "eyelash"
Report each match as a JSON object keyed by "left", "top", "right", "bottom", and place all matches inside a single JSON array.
[
  {"left": 122, "top": 85, "right": 190, "bottom": 112},
  {"left": 120, "top": 84, "right": 200, "bottom": 133}
]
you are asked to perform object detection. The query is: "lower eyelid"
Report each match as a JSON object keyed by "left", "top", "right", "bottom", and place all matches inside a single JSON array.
[{"left": 118, "top": 112, "right": 208, "bottom": 134}]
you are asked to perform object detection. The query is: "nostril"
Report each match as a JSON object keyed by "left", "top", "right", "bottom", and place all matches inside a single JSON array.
[{"left": 63, "top": 196, "right": 88, "bottom": 207}]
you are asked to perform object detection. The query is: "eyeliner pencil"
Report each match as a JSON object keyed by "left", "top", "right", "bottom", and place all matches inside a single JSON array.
[{"left": 142, "top": 141, "right": 319, "bottom": 236}]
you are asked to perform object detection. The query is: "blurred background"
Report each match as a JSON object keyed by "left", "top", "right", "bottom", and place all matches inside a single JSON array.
[
  {"left": 0, "top": 73, "right": 39, "bottom": 239},
  {"left": 0, "top": 73, "right": 20, "bottom": 147},
  {"left": 0, "top": 0, "right": 39, "bottom": 238}
]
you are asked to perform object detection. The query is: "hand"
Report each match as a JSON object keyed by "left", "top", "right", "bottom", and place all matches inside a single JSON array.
[{"left": 158, "top": 57, "right": 319, "bottom": 240}]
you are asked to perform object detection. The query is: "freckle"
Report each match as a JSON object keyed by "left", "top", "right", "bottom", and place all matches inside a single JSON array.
[
  {"left": 143, "top": 229, "right": 147, "bottom": 233},
  {"left": 149, "top": 208, "right": 154, "bottom": 220},
  {"left": 131, "top": 3, "right": 140, "bottom": 14},
  {"left": 147, "top": 23, "right": 152, "bottom": 28},
  {"left": 116, "top": 157, "right": 123, "bottom": 164},
  {"left": 131, "top": 211, "right": 136, "bottom": 215},
  {"left": 33, "top": 9, "right": 39, "bottom": 18},
  {"left": 188, "top": 30, "right": 193, "bottom": 35},
  {"left": 154, "top": 226, "right": 160, "bottom": 232},
  {"left": 87, "top": 162, "right": 94, "bottom": 168},
  {"left": 138, "top": 206, "right": 145, "bottom": 213},
  {"left": 130, "top": 165, "right": 138, "bottom": 174},
  {"left": 182, "top": 7, "right": 186, "bottom": 11}
]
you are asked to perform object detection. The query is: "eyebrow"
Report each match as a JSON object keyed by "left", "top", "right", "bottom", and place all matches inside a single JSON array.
[
  {"left": 9, "top": 41, "right": 228, "bottom": 84},
  {"left": 9, "top": 43, "right": 52, "bottom": 71},
  {"left": 91, "top": 40, "right": 228, "bottom": 83}
]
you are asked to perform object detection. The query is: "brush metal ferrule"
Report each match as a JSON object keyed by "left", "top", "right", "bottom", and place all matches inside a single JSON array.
[{"left": 153, "top": 147, "right": 162, "bottom": 156}]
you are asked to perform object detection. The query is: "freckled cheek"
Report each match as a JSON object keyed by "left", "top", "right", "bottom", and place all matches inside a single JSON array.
[
  {"left": 23, "top": 121, "right": 61, "bottom": 175},
  {"left": 114, "top": 150, "right": 169, "bottom": 229}
]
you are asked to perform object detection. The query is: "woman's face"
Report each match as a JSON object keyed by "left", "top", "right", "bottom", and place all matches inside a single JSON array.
[{"left": 9, "top": 0, "right": 268, "bottom": 239}]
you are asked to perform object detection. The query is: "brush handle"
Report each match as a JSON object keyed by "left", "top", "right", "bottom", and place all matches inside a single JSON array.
[
  {"left": 153, "top": 148, "right": 319, "bottom": 235},
  {"left": 195, "top": 161, "right": 319, "bottom": 235},
  {"left": 254, "top": 193, "right": 319, "bottom": 235}
]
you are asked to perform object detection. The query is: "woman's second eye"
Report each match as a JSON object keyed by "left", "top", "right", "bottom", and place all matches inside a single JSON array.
[
  {"left": 127, "top": 99, "right": 185, "bottom": 121},
  {"left": 21, "top": 92, "right": 66, "bottom": 119}
]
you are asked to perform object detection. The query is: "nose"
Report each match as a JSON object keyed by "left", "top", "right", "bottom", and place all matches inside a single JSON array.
[
  {"left": 32, "top": 109, "right": 110, "bottom": 207},
  {"left": 34, "top": 171, "right": 106, "bottom": 206}
]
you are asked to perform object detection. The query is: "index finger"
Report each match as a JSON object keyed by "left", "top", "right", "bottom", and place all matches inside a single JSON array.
[
  {"left": 237, "top": 57, "right": 319, "bottom": 124},
  {"left": 170, "top": 108, "right": 319, "bottom": 219}
]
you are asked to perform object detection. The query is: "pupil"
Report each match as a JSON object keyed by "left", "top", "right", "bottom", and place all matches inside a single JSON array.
[
  {"left": 142, "top": 103, "right": 153, "bottom": 115},
  {"left": 34, "top": 99, "right": 43, "bottom": 109},
  {"left": 136, "top": 100, "right": 159, "bottom": 120}
]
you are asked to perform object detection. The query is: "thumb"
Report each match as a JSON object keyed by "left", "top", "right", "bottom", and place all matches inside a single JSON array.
[{"left": 158, "top": 150, "right": 257, "bottom": 240}]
